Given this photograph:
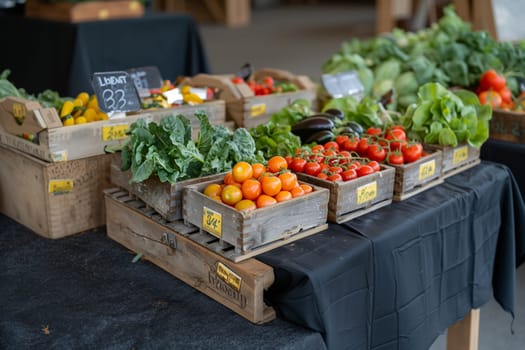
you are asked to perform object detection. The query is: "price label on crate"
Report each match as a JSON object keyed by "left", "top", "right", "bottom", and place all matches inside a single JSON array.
[
  {"left": 452, "top": 146, "right": 468, "bottom": 164},
  {"left": 356, "top": 181, "right": 377, "bottom": 205},
  {"left": 250, "top": 103, "right": 267, "bottom": 117},
  {"left": 101, "top": 124, "right": 129, "bottom": 141},
  {"left": 127, "top": 66, "right": 163, "bottom": 95},
  {"left": 418, "top": 160, "right": 436, "bottom": 181},
  {"left": 92, "top": 71, "right": 141, "bottom": 113},
  {"left": 322, "top": 71, "right": 364, "bottom": 99},
  {"left": 216, "top": 262, "right": 242, "bottom": 292},
  {"left": 48, "top": 179, "right": 74, "bottom": 194},
  {"left": 203, "top": 206, "right": 222, "bottom": 238}
]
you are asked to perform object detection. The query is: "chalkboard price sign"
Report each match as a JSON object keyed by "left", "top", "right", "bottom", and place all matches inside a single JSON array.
[
  {"left": 127, "top": 66, "right": 163, "bottom": 92},
  {"left": 92, "top": 71, "right": 141, "bottom": 113}
]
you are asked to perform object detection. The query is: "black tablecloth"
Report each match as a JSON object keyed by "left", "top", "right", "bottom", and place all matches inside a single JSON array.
[
  {"left": 0, "top": 13, "right": 210, "bottom": 97},
  {"left": 482, "top": 139, "right": 525, "bottom": 203},
  {"left": 0, "top": 216, "right": 326, "bottom": 350},
  {"left": 1, "top": 162, "right": 524, "bottom": 350}
]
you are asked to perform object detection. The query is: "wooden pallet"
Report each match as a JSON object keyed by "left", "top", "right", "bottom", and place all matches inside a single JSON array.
[{"left": 104, "top": 189, "right": 276, "bottom": 324}]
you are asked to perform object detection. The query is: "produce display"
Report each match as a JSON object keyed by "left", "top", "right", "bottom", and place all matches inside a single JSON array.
[
  {"left": 59, "top": 92, "right": 108, "bottom": 125},
  {"left": 232, "top": 75, "right": 299, "bottom": 95}
]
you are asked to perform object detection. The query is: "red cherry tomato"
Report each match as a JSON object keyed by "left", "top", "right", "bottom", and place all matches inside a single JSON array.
[
  {"left": 327, "top": 173, "right": 343, "bottom": 182},
  {"left": 291, "top": 157, "right": 307, "bottom": 173},
  {"left": 324, "top": 141, "right": 339, "bottom": 152},
  {"left": 304, "top": 162, "right": 321, "bottom": 176},
  {"left": 367, "top": 161, "right": 380, "bottom": 172},
  {"left": 341, "top": 168, "right": 358, "bottom": 181},
  {"left": 402, "top": 143, "right": 423, "bottom": 163},
  {"left": 357, "top": 165, "right": 375, "bottom": 177},
  {"left": 342, "top": 138, "right": 359, "bottom": 152},
  {"left": 367, "top": 143, "right": 387, "bottom": 162},
  {"left": 388, "top": 151, "right": 404, "bottom": 165}
]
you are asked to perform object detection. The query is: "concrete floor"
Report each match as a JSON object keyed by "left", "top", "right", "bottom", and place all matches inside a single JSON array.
[{"left": 197, "top": 2, "right": 525, "bottom": 349}]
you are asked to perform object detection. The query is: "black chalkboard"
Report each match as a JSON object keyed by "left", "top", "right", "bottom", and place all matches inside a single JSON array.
[
  {"left": 92, "top": 71, "right": 141, "bottom": 113},
  {"left": 127, "top": 66, "right": 163, "bottom": 92}
]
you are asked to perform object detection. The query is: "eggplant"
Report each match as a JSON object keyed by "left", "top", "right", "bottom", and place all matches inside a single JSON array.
[
  {"left": 344, "top": 121, "right": 364, "bottom": 135},
  {"left": 305, "top": 130, "right": 335, "bottom": 145},
  {"left": 291, "top": 116, "right": 335, "bottom": 143},
  {"left": 323, "top": 108, "right": 345, "bottom": 120}
]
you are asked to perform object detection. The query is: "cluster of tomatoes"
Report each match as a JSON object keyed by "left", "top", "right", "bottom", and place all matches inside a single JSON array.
[
  {"left": 203, "top": 156, "right": 313, "bottom": 212},
  {"left": 231, "top": 76, "right": 286, "bottom": 96},
  {"left": 286, "top": 142, "right": 381, "bottom": 182},
  {"left": 337, "top": 125, "right": 425, "bottom": 165},
  {"left": 476, "top": 69, "right": 514, "bottom": 110}
]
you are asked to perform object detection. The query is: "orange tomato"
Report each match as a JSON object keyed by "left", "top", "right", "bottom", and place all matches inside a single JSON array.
[
  {"left": 232, "top": 161, "right": 253, "bottom": 183},
  {"left": 252, "top": 163, "right": 266, "bottom": 179},
  {"left": 241, "top": 178, "right": 262, "bottom": 200},
  {"left": 478, "top": 90, "right": 502, "bottom": 108},
  {"left": 278, "top": 172, "right": 298, "bottom": 191},
  {"left": 221, "top": 185, "right": 243, "bottom": 206},
  {"left": 275, "top": 191, "right": 292, "bottom": 202},
  {"left": 290, "top": 186, "right": 305, "bottom": 198},
  {"left": 256, "top": 194, "right": 277, "bottom": 208},
  {"left": 267, "top": 156, "right": 288, "bottom": 173},
  {"left": 300, "top": 184, "right": 313, "bottom": 194},
  {"left": 235, "top": 199, "right": 257, "bottom": 212},
  {"left": 223, "top": 172, "right": 237, "bottom": 185},
  {"left": 203, "top": 183, "right": 222, "bottom": 197},
  {"left": 261, "top": 175, "right": 282, "bottom": 196}
]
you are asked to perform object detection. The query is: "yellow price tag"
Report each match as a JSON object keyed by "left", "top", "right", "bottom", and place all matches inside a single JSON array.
[
  {"left": 452, "top": 146, "right": 468, "bottom": 164},
  {"left": 102, "top": 124, "right": 129, "bottom": 141},
  {"left": 216, "top": 262, "right": 242, "bottom": 292},
  {"left": 250, "top": 103, "right": 267, "bottom": 117},
  {"left": 203, "top": 206, "right": 222, "bottom": 238},
  {"left": 48, "top": 179, "right": 74, "bottom": 194},
  {"left": 98, "top": 9, "right": 109, "bottom": 20},
  {"left": 356, "top": 181, "right": 377, "bottom": 205},
  {"left": 12, "top": 103, "right": 26, "bottom": 119},
  {"left": 418, "top": 160, "right": 436, "bottom": 181}
]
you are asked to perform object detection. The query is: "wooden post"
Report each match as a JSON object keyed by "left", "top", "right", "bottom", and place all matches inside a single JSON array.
[{"left": 446, "top": 309, "right": 480, "bottom": 350}]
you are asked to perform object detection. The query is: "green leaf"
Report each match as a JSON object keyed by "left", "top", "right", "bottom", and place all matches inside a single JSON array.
[
  {"left": 438, "top": 127, "right": 458, "bottom": 147},
  {"left": 411, "top": 101, "right": 432, "bottom": 128}
]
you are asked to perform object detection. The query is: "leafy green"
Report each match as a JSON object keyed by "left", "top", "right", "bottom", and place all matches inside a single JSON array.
[
  {"left": 250, "top": 122, "right": 301, "bottom": 158},
  {"left": 111, "top": 112, "right": 263, "bottom": 184},
  {"left": 268, "top": 99, "right": 312, "bottom": 126},
  {"left": 403, "top": 83, "right": 491, "bottom": 148}
]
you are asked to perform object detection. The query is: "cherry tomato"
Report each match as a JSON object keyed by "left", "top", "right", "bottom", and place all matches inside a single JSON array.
[
  {"left": 335, "top": 135, "right": 349, "bottom": 147},
  {"left": 498, "top": 87, "right": 512, "bottom": 104},
  {"left": 317, "top": 172, "right": 328, "bottom": 180},
  {"left": 479, "top": 69, "right": 506, "bottom": 91},
  {"left": 367, "top": 143, "right": 387, "bottom": 162},
  {"left": 324, "top": 141, "right": 339, "bottom": 152},
  {"left": 291, "top": 157, "right": 307, "bottom": 173},
  {"left": 342, "top": 138, "right": 359, "bottom": 152},
  {"left": 357, "top": 165, "right": 374, "bottom": 177},
  {"left": 402, "top": 143, "right": 423, "bottom": 163},
  {"left": 341, "top": 168, "right": 357, "bottom": 181},
  {"left": 327, "top": 173, "right": 343, "bottom": 182},
  {"left": 388, "top": 151, "right": 404, "bottom": 165},
  {"left": 367, "top": 161, "right": 380, "bottom": 172},
  {"left": 304, "top": 162, "right": 321, "bottom": 176},
  {"left": 478, "top": 90, "right": 502, "bottom": 108},
  {"left": 328, "top": 166, "right": 343, "bottom": 174},
  {"left": 366, "top": 127, "right": 382, "bottom": 136},
  {"left": 311, "top": 144, "right": 325, "bottom": 153},
  {"left": 386, "top": 128, "right": 407, "bottom": 150},
  {"left": 357, "top": 138, "right": 370, "bottom": 156},
  {"left": 284, "top": 155, "right": 293, "bottom": 168}
]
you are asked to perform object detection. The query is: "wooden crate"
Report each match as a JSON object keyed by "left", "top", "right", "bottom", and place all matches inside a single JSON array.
[
  {"left": 110, "top": 155, "right": 227, "bottom": 221},
  {"left": 0, "top": 97, "right": 226, "bottom": 162},
  {"left": 425, "top": 143, "right": 481, "bottom": 179},
  {"left": 297, "top": 165, "right": 395, "bottom": 224},
  {"left": 392, "top": 150, "right": 444, "bottom": 201},
  {"left": 489, "top": 109, "right": 525, "bottom": 144},
  {"left": 183, "top": 179, "right": 329, "bottom": 260},
  {"left": 0, "top": 143, "right": 112, "bottom": 239},
  {"left": 104, "top": 189, "right": 276, "bottom": 324},
  {"left": 188, "top": 68, "right": 318, "bottom": 129},
  {"left": 25, "top": 0, "right": 144, "bottom": 23}
]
